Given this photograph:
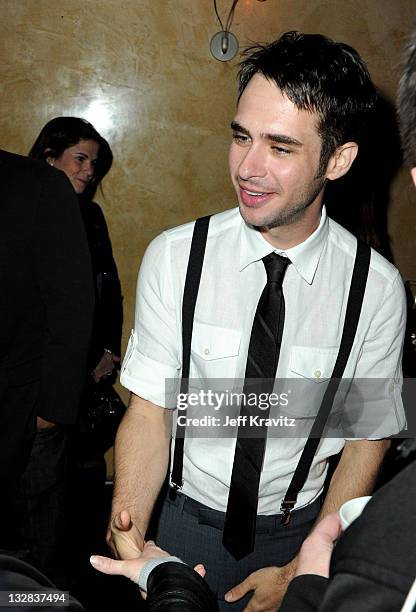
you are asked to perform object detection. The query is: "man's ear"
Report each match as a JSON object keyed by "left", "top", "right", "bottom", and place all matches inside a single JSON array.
[
  {"left": 325, "top": 142, "right": 358, "bottom": 181},
  {"left": 411, "top": 167, "right": 416, "bottom": 187}
]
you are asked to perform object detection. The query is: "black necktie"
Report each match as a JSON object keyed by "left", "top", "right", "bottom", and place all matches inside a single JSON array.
[{"left": 223, "top": 253, "right": 291, "bottom": 560}]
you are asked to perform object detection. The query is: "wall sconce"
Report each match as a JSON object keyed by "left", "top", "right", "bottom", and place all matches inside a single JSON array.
[
  {"left": 210, "top": 0, "right": 240, "bottom": 62},
  {"left": 210, "top": 30, "right": 239, "bottom": 62},
  {"left": 210, "top": 0, "right": 268, "bottom": 62}
]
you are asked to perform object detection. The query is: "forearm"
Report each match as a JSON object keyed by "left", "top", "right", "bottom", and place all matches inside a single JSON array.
[
  {"left": 112, "top": 393, "right": 171, "bottom": 534},
  {"left": 318, "top": 439, "right": 390, "bottom": 518}
]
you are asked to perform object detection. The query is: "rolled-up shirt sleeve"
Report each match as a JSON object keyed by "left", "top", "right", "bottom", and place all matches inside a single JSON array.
[
  {"left": 120, "top": 232, "right": 181, "bottom": 408},
  {"left": 342, "top": 270, "right": 407, "bottom": 439}
]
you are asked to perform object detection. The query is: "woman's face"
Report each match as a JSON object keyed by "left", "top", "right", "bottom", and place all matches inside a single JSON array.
[{"left": 49, "top": 139, "right": 99, "bottom": 194}]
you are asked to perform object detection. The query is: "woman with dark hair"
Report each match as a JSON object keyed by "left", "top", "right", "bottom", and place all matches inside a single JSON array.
[
  {"left": 24, "top": 117, "right": 123, "bottom": 589},
  {"left": 29, "top": 117, "right": 112, "bottom": 197},
  {"left": 29, "top": 116, "right": 123, "bottom": 384}
]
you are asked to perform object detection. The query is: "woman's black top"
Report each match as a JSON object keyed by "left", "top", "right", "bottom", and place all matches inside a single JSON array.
[{"left": 79, "top": 197, "right": 123, "bottom": 369}]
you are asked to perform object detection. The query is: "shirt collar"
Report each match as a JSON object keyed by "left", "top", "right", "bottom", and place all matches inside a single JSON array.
[{"left": 239, "top": 205, "right": 329, "bottom": 285}]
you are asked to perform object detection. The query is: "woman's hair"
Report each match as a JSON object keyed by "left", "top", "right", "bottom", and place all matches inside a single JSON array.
[{"left": 29, "top": 116, "right": 113, "bottom": 199}]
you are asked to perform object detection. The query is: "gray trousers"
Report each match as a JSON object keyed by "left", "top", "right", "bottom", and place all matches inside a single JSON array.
[{"left": 155, "top": 492, "right": 321, "bottom": 611}]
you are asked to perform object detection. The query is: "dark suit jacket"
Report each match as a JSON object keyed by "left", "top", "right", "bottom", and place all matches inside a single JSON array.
[
  {"left": 280, "top": 459, "right": 416, "bottom": 611},
  {"left": 0, "top": 150, "right": 94, "bottom": 479}
]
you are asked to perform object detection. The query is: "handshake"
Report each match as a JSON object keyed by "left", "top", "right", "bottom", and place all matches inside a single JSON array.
[
  {"left": 89, "top": 509, "right": 353, "bottom": 612},
  {"left": 90, "top": 510, "right": 206, "bottom": 592}
]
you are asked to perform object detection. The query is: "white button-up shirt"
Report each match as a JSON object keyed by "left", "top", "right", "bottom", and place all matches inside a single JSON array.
[{"left": 121, "top": 206, "right": 406, "bottom": 514}]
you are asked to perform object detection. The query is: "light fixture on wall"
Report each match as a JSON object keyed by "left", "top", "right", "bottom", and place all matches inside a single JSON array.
[{"left": 210, "top": 0, "right": 240, "bottom": 62}]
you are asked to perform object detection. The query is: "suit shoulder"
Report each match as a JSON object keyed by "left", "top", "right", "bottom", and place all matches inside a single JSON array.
[
  {"left": 0, "top": 149, "right": 72, "bottom": 190},
  {"left": 1, "top": 149, "right": 50, "bottom": 179}
]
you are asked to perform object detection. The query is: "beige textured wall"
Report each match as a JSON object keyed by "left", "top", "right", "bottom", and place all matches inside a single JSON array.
[{"left": 1, "top": 0, "right": 416, "bottom": 379}]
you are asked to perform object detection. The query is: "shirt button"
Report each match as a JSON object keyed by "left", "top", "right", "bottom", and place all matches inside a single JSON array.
[
  {"left": 203, "top": 348, "right": 210, "bottom": 355},
  {"left": 314, "top": 369, "right": 321, "bottom": 379}
]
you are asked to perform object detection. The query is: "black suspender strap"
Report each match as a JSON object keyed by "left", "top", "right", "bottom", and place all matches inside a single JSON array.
[
  {"left": 280, "top": 240, "right": 371, "bottom": 525},
  {"left": 170, "top": 215, "right": 212, "bottom": 491}
]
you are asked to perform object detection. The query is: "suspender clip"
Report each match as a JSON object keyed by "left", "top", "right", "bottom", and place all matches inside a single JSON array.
[
  {"left": 169, "top": 480, "right": 183, "bottom": 490},
  {"left": 280, "top": 500, "right": 295, "bottom": 526},
  {"left": 169, "top": 479, "right": 183, "bottom": 500}
]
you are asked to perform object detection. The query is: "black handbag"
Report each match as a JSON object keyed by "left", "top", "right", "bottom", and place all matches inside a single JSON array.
[{"left": 77, "top": 378, "right": 126, "bottom": 459}]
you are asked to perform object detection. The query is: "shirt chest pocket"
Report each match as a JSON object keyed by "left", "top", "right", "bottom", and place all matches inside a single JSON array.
[
  {"left": 289, "top": 346, "right": 338, "bottom": 382},
  {"left": 190, "top": 322, "right": 242, "bottom": 380},
  {"left": 287, "top": 346, "right": 339, "bottom": 417}
]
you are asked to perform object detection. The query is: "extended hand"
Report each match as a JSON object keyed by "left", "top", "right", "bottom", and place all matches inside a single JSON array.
[
  {"left": 107, "top": 509, "right": 144, "bottom": 560},
  {"left": 91, "top": 539, "right": 206, "bottom": 586},
  {"left": 91, "top": 540, "right": 168, "bottom": 582},
  {"left": 295, "top": 513, "right": 341, "bottom": 578},
  {"left": 225, "top": 560, "right": 296, "bottom": 611}
]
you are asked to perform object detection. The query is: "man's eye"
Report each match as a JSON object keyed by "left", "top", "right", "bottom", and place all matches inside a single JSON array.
[
  {"left": 232, "top": 133, "right": 249, "bottom": 144},
  {"left": 272, "top": 146, "right": 291, "bottom": 155}
]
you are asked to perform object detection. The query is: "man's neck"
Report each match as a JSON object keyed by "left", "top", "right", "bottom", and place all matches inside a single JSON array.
[{"left": 260, "top": 204, "right": 323, "bottom": 250}]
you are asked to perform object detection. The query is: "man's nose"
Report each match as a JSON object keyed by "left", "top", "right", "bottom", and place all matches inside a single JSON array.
[{"left": 238, "top": 144, "right": 267, "bottom": 181}]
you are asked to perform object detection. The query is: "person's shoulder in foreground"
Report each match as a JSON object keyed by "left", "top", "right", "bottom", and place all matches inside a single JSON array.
[
  {"left": 0, "top": 553, "right": 84, "bottom": 611},
  {"left": 0, "top": 147, "right": 67, "bottom": 179},
  {"left": 0, "top": 146, "right": 94, "bottom": 423},
  {"left": 280, "top": 460, "right": 416, "bottom": 612}
]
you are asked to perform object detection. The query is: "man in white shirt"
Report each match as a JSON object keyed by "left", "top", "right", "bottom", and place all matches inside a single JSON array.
[{"left": 110, "top": 32, "right": 406, "bottom": 611}]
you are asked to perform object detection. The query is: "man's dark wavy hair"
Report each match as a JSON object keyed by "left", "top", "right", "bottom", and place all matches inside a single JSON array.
[
  {"left": 397, "top": 30, "right": 416, "bottom": 168},
  {"left": 238, "top": 31, "right": 378, "bottom": 175}
]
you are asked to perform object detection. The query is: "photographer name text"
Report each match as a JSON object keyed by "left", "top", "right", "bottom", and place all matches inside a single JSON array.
[{"left": 176, "top": 415, "right": 296, "bottom": 427}]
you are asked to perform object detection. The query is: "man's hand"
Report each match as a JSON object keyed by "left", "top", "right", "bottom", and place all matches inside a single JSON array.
[
  {"left": 225, "top": 559, "right": 297, "bottom": 611},
  {"left": 107, "top": 510, "right": 144, "bottom": 560},
  {"left": 295, "top": 513, "right": 341, "bottom": 578}
]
